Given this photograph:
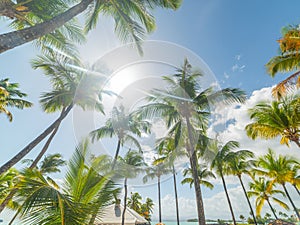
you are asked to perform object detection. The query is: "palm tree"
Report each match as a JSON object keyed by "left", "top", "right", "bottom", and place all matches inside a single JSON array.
[
  {"left": 6, "top": 153, "right": 66, "bottom": 224},
  {"left": 211, "top": 141, "right": 245, "bottom": 225},
  {"left": 181, "top": 164, "right": 216, "bottom": 190},
  {"left": 0, "top": 78, "right": 32, "bottom": 122},
  {"left": 141, "top": 198, "right": 154, "bottom": 221},
  {"left": 0, "top": 50, "right": 106, "bottom": 177},
  {"left": 10, "top": 140, "right": 116, "bottom": 225},
  {"left": 143, "top": 161, "right": 171, "bottom": 223},
  {"left": 138, "top": 59, "right": 246, "bottom": 225},
  {"left": 156, "top": 136, "right": 186, "bottom": 225},
  {"left": 0, "top": 168, "right": 19, "bottom": 210},
  {"left": 245, "top": 94, "right": 300, "bottom": 148},
  {"left": 254, "top": 149, "right": 300, "bottom": 219},
  {"left": 0, "top": 0, "right": 182, "bottom": 54},
  {"left": 0, "top": 153, "right": 66, "bottom": 214},
  {"left": 227, "top": 150, "right": 258, "bottom": 225},
  {"left": 90, "top": 105, "right": 150, "bottom": 169},
  {"left": 127, "top": 192, "right": 143, "bottom": 213},
  {"left": 266, "top": 25, "right": 300, "bottom": 98},
  {"left": 116, "top": 150, "right": 146, "bottom": 225},
  {"left": 248, "top": 177, "right": 289, "bottom": 219}
]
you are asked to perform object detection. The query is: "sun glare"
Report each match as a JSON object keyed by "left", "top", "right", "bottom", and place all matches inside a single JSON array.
[{"left": 106, "top": 66, "right": 139, "bottom": 94}]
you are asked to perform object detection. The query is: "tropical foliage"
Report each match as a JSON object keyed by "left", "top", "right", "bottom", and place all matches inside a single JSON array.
[
  {"left": 0, "top": 78, "right": 32, "bottom": 122},
  {"left": 245, "top": 94, "right": 300, "bottom": 148},
  {"left": 8, "top": 141, "right": 116, "bottom": 225},
  {"left": 90, "top": 105, "right": 150, "bottom": 169},
  {"left": 0, "top": 0, "right": 182, "bottom": 54},
  {"left": 137, "top": 59, "right": 246, "bottom": 225},
  {"left": 266, "top": 25, "right": 300, "bottom": 98}
]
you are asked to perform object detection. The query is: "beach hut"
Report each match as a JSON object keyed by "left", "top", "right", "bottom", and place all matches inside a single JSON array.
[
  {"left": 95, "top": 204, "right": 149, "bottom": 225},
  {"left": 268, "top": 219, "right": 295, "bottom": 225}
]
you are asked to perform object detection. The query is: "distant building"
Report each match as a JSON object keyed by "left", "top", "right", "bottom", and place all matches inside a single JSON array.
[
  {"left": 95, "top": 203, "right": 149, "bottom": 225},
  {"left": 268, "top": 219, "right": 295, "bottom": 225}
]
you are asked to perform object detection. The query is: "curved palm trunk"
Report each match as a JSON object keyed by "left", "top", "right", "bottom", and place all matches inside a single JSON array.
[
  {"left": 172, "top": 166, "right": 180, "bottom": 225},
  {"left": 185, "top": 117, "right": 206, "bottom": 225},
  {"left": 266, "top": 198, "right": 278, "bottom": 219},
  {"left": 293, "top": 139, "right": 300, "bottom": 148},
  {"left": 0, "top": 104, "right": 72, "bottom": 176},
  {"left": 282, "top": 183, "right": 300, "bottom": 219},
  {"left": 220, "top": 173, "right": 236, "bottom": 225},
  {"left": 121, "top": 178, "right": 128, "bottom": 225},
  {"left": 112, "top": 140, "right": 121, "bottom": 169},
  {"left": 0, "top": 188, "right": 17, "bottom": 213},
  {"left": 0, "top": 0, "right": 93, "bottom": 53},
  {"left": 237, "top": 175, "right": 257, "bottom": 225},
  {"left": 0, "top": 119, "right": 63, "bottom": 213},
  {"left": 158, "top": 175, "right": 162, "bottom": 223},
  {"left": 30, "top": 120, "right": 61, "bottom": 168}
]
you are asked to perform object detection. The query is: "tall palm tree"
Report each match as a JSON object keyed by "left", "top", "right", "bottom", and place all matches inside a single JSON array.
[
  {"left": 138, "top": 59, "right": 246, "bottom": 225},
  {"left": 254, "top": 149, "right": 300, "bottom": 219},
  {"left": 266, "top": 25, "right": 300, "bottom": 98},
  {"left": 211, "top": 141, "right": 245, "bottom": 225},
  {"left": 10, "top": 140, "right": 116, "bottom": 225},
  {"left": 156, "top": 136, "right": 186, "bottom": 225},
  {"left": 181, "top": 164, "right": 215, "bottom": 190},
  {"left": 227, "top": 150, "right": 258, "bottom": 225},
  {"left": 0, "top": 0, "right": 182, "bottom": 54},
  {"left": 143, "top": 161, "right": 171, "bottom": 223},
  {"left": 0, "top": 78, "right": 32, "bottom": 122},
  {"left": 90, "top": 105, "right": 150, "bottom": 169},
  {"left": 0, "top": 50, "right": 106, "bottom": 177},
  {"left": 245, "top": 94, "right": 300, "bottom": 148},
  {"left": 116, "top": 150, "right": 146, "bottom": 225},
  {"left": 247, "top": 177, "right": 289, "bottom": 219}
]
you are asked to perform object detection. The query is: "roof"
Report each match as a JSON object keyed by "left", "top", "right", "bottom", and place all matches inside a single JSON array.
[
  {"left": 268, "top": 219, "right": 295, "bottom": 225},
  {"left": 95, "top": 204, "right": 149, "bottom": 225}
]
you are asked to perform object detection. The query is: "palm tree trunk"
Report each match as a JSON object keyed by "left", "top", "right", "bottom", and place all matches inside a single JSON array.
[
  {"left": 0, "top": 188, "right": 17, "bottom": 213},
  {"left": 30, "top": 119, "right": 61, "bottom": 169},
  {"left": 0, "top": 104, "right": 73, "bottom": 176},
  {"left": 237, "top": 175, "right": 257, "bottom": 225},
  {"left": 220, "top": 173, "right": 237, "bottom": 225},
  {"left": 122, "top": 178, "right": 128, "bottom": 225},
  {"left": 0, "top": 117, "right": 63, "bottom": 213},
  {"left": 293, "top": 184, "right": 300, "bottom": 196},
  {"left": 185, "top": 117, "right": 206, "bottom": 225},
  {"left": 158, "top": 175, "right": 162, "bottom": 223},
  {"left": 112, "top": 140, "right": 121, "bottom": 169},
  {"left": 293, "top": 139, "right": 300, "bottom": 148},
  {"left": 172, "top": 166, "right": 180, "bottom": 225},
  {"left": 282, "top": 183, "right": 300, "bottom": 219},
  {"left": 0, "top": 0, "right": 93, "bottom": 53},
  {"left": 266, "top": 198, "right": 278, "bottom": 219}
]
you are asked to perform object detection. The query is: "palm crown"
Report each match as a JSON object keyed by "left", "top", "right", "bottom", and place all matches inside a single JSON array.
[
  {"left": 245, "top": 94, "right": 300, "bottom": 148},
  {"left": 0, "top": 78, "right": 32, "bottom": 122}
]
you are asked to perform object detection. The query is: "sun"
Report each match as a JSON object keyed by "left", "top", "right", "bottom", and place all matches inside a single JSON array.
[{"left": 106, "top": 66, "right": 139, "bottom": 94}]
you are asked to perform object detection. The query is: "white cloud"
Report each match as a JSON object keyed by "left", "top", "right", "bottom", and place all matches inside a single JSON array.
[
  {"left": 235, "top": 55, "right": 242, "bottom": 61},
  {"left": 232, "top": 64, "right": 246, "bottom": 72},
  {"left": 208, "top": 86, "right": 300, "bottom": 158},
  {"left": 224, "top": 72, "right": 230, "bottom": 79}
]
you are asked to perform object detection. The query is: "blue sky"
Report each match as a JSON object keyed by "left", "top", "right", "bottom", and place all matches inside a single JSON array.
[{"left": 1, "top": 0, "right": 300, "bottom": 222}]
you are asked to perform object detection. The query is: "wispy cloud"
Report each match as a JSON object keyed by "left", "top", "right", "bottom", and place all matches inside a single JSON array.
[
  {"left": 232, "top": 64, "right": 246, "bottom": 72},
  {"left": 235, "top": 54, "right": 242, "bottom": 61}
]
